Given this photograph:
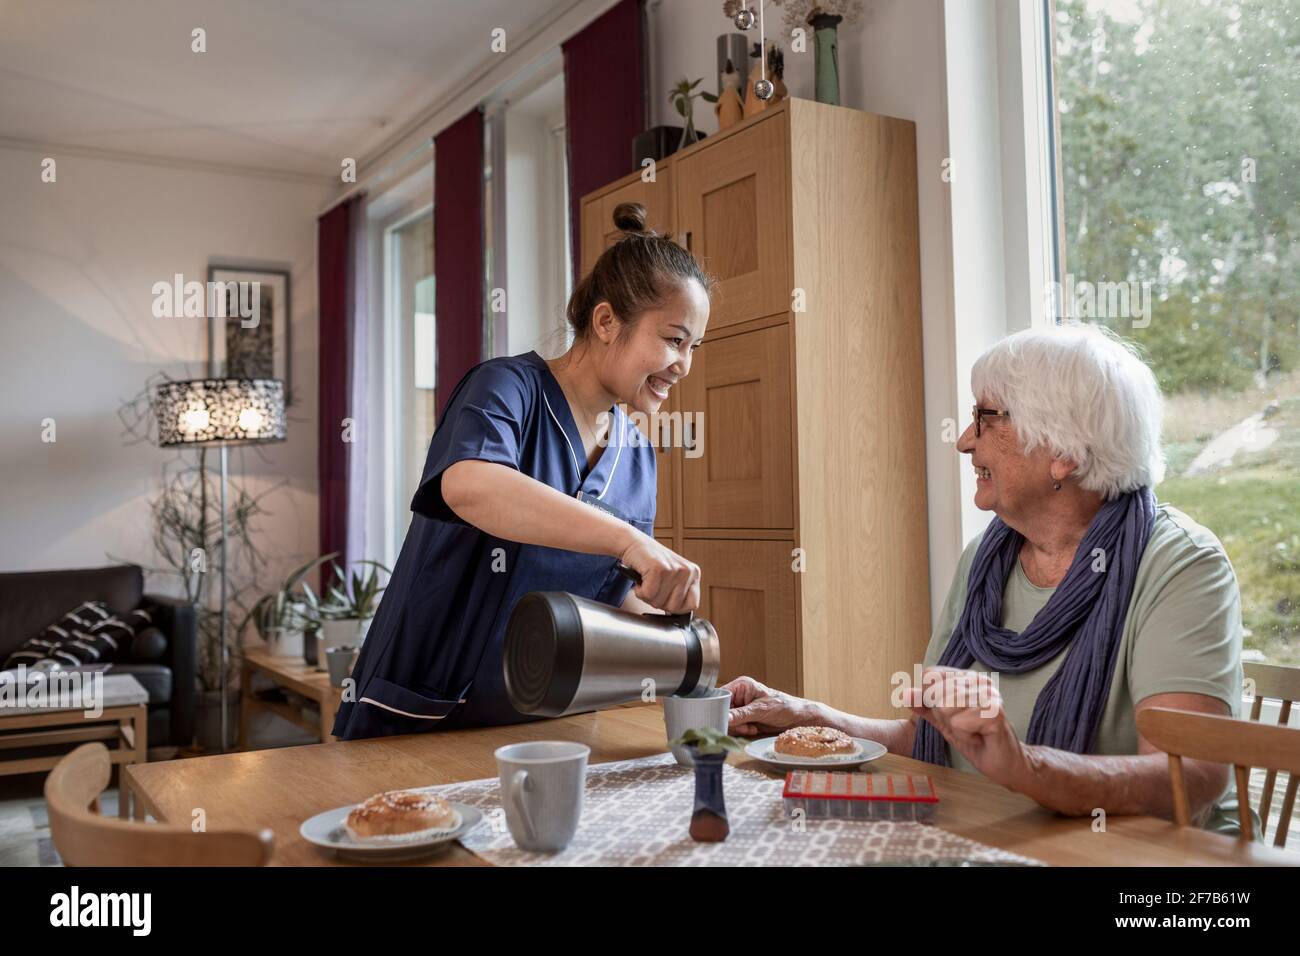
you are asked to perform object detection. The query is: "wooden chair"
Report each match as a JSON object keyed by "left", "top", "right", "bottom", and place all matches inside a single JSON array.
[
  {"left": 45, "top": 743, "right": 274, "bottom": 866},
  {"left": 1245, "top": 661, "right": 1300, "bottom": 846},
  {"left": 1136, "top": 706, "right": 1300, "bottom": 845}
]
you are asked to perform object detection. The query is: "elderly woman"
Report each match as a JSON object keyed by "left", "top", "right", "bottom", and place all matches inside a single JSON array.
[{"left": 726, "top": 324, "right": 1247, "bottom": 833}]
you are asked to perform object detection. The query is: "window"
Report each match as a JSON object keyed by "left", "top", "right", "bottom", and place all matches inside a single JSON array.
[
  {"left": 492, "top": 65, "right": 571, "bottom": 360},
  {"left": 1052, "top": 0, "right": 1300, "bottom": 664},
  {"left": 384, "top": 208, "right": 435, "bottom": 544}
]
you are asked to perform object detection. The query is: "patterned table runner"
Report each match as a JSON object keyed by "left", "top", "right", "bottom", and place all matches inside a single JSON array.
[{"left": 425, "top": 752, "right": 1045, "bottom": 866}]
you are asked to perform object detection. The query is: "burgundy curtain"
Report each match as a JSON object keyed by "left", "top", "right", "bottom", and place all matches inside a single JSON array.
[
  {"left": 318, "top": 197, "right": 356, "bottom": 588},
  {"left": 563, "top": 0, "right": 646, "bottom": 287},
  {"left": 434, "top": 107, "right": 485, "bottom": 418}
]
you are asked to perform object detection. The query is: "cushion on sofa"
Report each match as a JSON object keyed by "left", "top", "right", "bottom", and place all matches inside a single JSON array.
[
  {"left": 2, "top": 602, "right": 156, "bottom": 669},
  {"left": 2, "top": 600, "right": 112, "bottom": 668},
  {"left": 128, "top": 625, "right": 168, "bottom": 661},
  {"left": 0, "top": 565, "right": 143, "bottom": 660}
]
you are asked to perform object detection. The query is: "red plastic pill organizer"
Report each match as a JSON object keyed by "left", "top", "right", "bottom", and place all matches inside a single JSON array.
[{"left": 782, "top": 771, "right": 940, "bottom": 821}]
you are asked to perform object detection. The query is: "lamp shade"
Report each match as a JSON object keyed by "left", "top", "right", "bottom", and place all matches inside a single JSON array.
[{"left": 154, "top": 378, "right": 287, "bottom": 447}]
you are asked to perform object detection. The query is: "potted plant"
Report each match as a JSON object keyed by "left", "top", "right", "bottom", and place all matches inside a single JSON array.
[
  {"left": 240, "top": 553, "right": 338, "bottom": 659},
  {"left": 314, "top": 560, "right": 390, "bottom": 668},
  {"left": 667, "top": 726, "right": 747, "bottom": 842},
  {"left": 669, "top": 76, "right": 717, "bottom": 149}
]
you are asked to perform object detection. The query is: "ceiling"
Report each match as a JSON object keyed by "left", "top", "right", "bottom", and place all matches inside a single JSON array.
[{"left": 0, "top": 0, "right": 576, "bottom": 180}]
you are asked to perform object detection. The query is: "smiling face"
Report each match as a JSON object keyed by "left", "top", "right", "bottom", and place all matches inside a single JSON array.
[
  {"left": 956, "top": 397, "right": 1068, "bottom": 521},
  {"left": 591, "top": 277, "right": 711, "bottom": 415}
]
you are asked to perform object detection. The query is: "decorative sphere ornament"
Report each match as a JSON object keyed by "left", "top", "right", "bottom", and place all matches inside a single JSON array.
[
  {"left": 753, "top": 78, "right": 774, "bottom": 101},
  {"left": 733, "top": 8, "right": 756, "bottom": 30}
]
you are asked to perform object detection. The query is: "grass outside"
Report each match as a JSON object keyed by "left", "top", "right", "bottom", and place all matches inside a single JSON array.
[{"left": 1156, "top": 378, "right": 1300, "bottom": 666}]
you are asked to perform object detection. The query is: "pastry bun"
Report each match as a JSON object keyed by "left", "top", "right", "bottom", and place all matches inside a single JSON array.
[
  {"left": 773, "top": 726, "right": 861, "bottom": 759},
  {"left": 345, "top": 789, "right": 459, "bottom": 842}
]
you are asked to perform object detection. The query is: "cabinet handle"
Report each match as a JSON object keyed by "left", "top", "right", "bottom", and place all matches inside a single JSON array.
[{"left": 684, "top": 230, "right": 693, "bottom": 252}]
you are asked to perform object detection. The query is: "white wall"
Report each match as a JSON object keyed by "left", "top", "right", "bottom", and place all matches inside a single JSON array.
[
  {"left": 648, "top": 0, "right": 959, "bottom": 625},
  {"left": 0, "top": 143, "right": 333, "bottom": 596}
]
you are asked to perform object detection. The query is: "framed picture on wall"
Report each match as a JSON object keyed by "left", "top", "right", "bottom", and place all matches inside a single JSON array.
[{"left": 207, "top": 265, "right": 292, "bottom": 403}]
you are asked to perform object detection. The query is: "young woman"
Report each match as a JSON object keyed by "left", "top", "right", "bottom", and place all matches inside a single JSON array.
[{"left": 333, "top": 204, "right": 713, "bottom": 739}]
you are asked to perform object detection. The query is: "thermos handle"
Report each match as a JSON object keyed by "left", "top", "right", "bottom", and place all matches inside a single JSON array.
[{"left": 614, "top": 562, "right": 694, "bottom": 626}]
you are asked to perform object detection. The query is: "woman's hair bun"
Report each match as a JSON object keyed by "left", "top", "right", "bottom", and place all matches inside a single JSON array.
[{"left": 612, "top": 201, "right": 649, "bottom": 235}]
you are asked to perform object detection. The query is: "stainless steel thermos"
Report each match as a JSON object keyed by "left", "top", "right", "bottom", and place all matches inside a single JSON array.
[{"left": 503, "top": 566, "right": 720, "bottom": 717}]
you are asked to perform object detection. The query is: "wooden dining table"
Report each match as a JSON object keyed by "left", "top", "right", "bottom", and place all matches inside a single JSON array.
[{"left": 123, "top": 700, "right": 1297, "bottom": 866}]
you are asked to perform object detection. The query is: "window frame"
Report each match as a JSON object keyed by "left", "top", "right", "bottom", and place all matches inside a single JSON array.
[{"left": 377, "top": 200, "right": 434, "bottom": 563}]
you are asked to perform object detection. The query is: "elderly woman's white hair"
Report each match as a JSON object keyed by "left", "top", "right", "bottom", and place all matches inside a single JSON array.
[{"left": 971, "top": 323, "right": 1166, "bottom": 499}]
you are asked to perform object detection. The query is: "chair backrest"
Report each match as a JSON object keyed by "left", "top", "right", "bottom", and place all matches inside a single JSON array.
[
  {"left": 1136, "top": 706, "right": 1300, "bottom": 845},
  {"left": 1244, "top": 661, "right": 1300, "bottom": 847},
  {"left": 45, "top": 743, "right": 274, "bottom": 866}
]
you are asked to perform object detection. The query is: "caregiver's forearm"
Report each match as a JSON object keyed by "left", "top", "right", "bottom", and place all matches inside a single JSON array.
[
  {"left": 809, "top": 704, "right": 917, "bottom": 756},
  {"left": 442, "top": 460, "right": 638, "bottom": 558},
  {"left": 1008, "top": 746, "right": 1229, "bottom": 821}
]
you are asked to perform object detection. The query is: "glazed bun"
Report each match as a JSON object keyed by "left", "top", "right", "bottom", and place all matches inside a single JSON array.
[
  {"left": 774, "top": 726, "right": 861, "bottom": 759},
  {"left": 345, "top": 789, "right": 459, "bottom": 842},
  {"left": 612, "top": 201, "right": 651, "bottom": 236}
]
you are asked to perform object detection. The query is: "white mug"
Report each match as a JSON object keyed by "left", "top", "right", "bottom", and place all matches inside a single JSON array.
[
  {"left": 494, "top": 740, "right": 589, "bottom": 852},
  {"left": 663, "top": 687, "right": 732, "bottom": 766}
]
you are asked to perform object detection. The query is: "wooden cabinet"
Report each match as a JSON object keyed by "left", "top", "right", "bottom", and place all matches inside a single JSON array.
[
  {"left": 579, "top": 99, "right": 929, "bottom": 718},
  {"left": 679, "top": 323, "right": 793, "bottom": 529},
  {"left": 674, "top": 118, "right": 790, "bottom": 329},
  {"left": 628, "top": 395, "right": 675, "bottom": 532},
  {"left": 683, "top": 538, "right": 797, "bottom": 689}
]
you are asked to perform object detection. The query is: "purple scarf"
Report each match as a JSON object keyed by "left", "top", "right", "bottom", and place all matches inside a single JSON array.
[{"left": 912, "top": 487, "right": 1157, "bottom": 766}]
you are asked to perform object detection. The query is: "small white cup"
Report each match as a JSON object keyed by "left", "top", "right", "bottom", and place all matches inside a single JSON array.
[
  {"left": 494, "top": 741, "right": 589, "bottom": 852},
  {"left": 663, "top": 687, "right": 733, "bottom": 766}
]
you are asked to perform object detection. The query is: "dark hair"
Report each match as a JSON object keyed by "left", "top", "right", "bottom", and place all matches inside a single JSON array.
[{"left": 565, "top": 202, "right": 714, "bottom": 340}]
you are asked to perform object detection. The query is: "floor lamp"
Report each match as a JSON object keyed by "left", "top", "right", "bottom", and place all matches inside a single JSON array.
[{"left": 154, "top": 378, "right": 286, "bottom": 752}]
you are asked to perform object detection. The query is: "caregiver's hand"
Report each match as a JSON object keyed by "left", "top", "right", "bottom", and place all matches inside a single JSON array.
[
  {"left": 907, "top": 666, "right": 1030, "bottom": 787},
  {"left": 618, "top": 533, "right": 700, "bottom": 614},
  {"left": 725, "top": 676, "right": 819, "bottom": 737}
]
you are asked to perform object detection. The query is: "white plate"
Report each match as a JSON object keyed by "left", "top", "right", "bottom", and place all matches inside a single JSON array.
[
  {"left": 744, "top": 735, "right": 888, "bottom": 771},
  {"left": 299, "top": 800, "right": 483, "bottom": 862}
]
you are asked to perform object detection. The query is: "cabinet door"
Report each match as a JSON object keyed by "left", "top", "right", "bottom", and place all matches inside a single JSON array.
[
  {"left": 621, "top": 397, "right": 675, "bottom": 532},
  {"left": 674, "top": 116, "right": 789, "bottom": 328},
  {"left": 683, "top": 538, "right": 797, "bottom": 691},
  {"left": 679, "top": 324, "right": 793, "bottom": 529},
  {"left": 653, "top": 440, "right": 674, "bottom": 533},
  {"left": 580, "top": 169, "right": 675, "bottom": 278}
]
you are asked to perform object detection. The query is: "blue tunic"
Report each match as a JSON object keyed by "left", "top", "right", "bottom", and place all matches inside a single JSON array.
[{"left": 331, "top": 350, "right": 657, "bottom": 740}]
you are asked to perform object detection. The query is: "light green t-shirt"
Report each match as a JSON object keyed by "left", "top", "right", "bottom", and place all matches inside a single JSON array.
[{"left": 923, "top": 504, "right": 1251, "bottom": 835}]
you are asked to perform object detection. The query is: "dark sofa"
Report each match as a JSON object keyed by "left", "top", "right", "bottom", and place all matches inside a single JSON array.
[{"left": 0, "top": 564, "right": 197, "bottom": 749}]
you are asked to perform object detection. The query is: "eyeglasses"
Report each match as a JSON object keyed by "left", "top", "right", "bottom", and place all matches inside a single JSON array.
[{"left": 972, "top": 405, "right": 1011, "bottom": 438}]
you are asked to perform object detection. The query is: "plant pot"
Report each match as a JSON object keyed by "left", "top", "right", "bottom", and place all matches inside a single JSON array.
[
  {"left": 317, "top": 617, "right": 372, "bottom": 670},
  {"left": 303, "top": 628, "right": 319, "bottom": 667},
  {"left": 263, "top": 626, "right": 305, "bottom": 659},
  {"left": 687, "top": 748, "right": 730, "bottom": 842},
  {"left": 195, "top": 688, "right": 241, "bottom": 753},
  {"left": 810, "top": 12, "right": 843, "bottom": 106}
]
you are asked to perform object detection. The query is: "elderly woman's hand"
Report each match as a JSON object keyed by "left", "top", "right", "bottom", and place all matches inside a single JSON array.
[
  {"left": 723, "top": 676, "right": 820, "bottom": 737},
  {"left": 908, "top": 667, "right": 1031, "bottom": 788}
]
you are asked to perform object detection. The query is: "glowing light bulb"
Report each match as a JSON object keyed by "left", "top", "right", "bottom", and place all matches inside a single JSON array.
[
  {"left": 238, "top": 408, "right": 265, "bottom": 432},
  {"left": 180, "top": 407, "right": 210, "bottom": 433}
]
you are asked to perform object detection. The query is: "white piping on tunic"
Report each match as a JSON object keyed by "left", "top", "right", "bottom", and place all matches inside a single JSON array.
[
  {"left": 597, "top": 408, "right": 623, "bottom": 500},
  {"left": 542, "top": 389, "right": 624, "bottom": 499},
  {"left": 541, "top": 391, "right": 583, "bottom": 484},
  {"left": 359, "top": 696, "right": 465, "bottom": 720}
]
